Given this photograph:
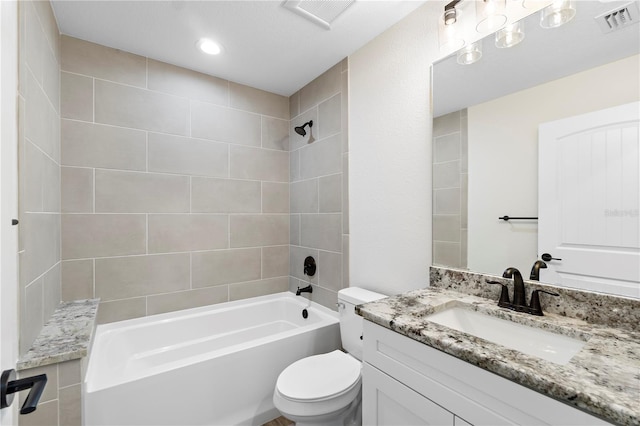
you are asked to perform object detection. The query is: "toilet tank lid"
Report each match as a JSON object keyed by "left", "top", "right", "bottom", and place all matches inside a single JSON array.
[{"left": 338, "top": 287, "right": 386, "bottom": 305}]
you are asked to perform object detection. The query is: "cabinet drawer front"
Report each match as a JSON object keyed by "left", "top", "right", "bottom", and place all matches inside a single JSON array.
[
  {"left": 363, "top": 363, "right": 454, "bottom": 425},
  {"left": 363, "top": 321, "right": 609, "bottom": 426}
]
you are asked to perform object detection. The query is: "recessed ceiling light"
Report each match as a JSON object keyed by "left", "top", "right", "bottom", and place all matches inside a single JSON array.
[{"left": 197, "top": 38, "right": 222, "bottom": 55}]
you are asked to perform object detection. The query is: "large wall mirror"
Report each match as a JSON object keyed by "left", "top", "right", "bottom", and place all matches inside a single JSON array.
[{"left": 432, "top": 0, "right": 639, "bottom": 297}]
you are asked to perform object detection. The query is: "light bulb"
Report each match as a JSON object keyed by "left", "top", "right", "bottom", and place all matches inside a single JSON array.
[
  {"left": 540, "top": 0, "right": 576, "bottom": 28},
  {"left": 457, "top": 42, "right": 483, "bottom": 65},
  {"left": 197, "top": 38, "right": 222, "bottom": 55},
  {"left": 439, "top": 11, "right": 465, "bottom": 52},
  {"left": 476, "top": 0, "right": 507, "bottom": 33},
  {"left": 495, "top": 21, "right": 525, "bottom": 48}
]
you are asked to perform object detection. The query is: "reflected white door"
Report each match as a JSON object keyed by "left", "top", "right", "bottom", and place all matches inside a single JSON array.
[
  {"left": 0, "top": 1, "right": 19, "bottom": 424},
  {"left": 538, "top": 101, "right": 640, "bottom": 298}
]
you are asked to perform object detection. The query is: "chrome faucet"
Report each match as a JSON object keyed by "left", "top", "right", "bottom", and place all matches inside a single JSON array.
[{"left": 503, "top": 267, "right": 526, "bottom": 309}]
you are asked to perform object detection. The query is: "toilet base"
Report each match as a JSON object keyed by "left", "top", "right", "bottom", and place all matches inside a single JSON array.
[
  {"left": 274, "top": 387, "right": 362, "bottom": 426},
  {"left": 282, "top": 395, "right": 361, "bottom": 426}
]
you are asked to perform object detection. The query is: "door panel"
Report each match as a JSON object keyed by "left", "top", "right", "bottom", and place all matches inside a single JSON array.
[
  {"left": 538, "top": 102, "right": 640, "bottom": 297},
  {"left": 0, "top": 1, "right": 20, "bottom": 424}
]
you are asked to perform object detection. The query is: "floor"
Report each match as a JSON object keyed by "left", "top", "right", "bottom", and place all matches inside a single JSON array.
[{"left": 263, "top": 416, "right": 294, "bottom": 426}]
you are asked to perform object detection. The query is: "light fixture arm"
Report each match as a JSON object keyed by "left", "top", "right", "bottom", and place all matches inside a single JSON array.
[{"left": 444, "top": 0, "right": 463, "bottom": 25}]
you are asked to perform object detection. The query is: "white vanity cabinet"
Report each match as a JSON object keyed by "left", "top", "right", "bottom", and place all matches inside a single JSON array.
[{"left": 362, "top": 321, "right": 610, "bottom": 426}]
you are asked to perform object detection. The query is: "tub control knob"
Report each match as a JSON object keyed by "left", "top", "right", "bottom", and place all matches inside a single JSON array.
[{"left": 303, "top": 256, "right": 316, "bottom": 277}]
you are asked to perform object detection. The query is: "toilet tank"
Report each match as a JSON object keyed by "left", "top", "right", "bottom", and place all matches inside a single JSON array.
[{"left": 338, "top": 287, "right": 386, "bottom": 361}]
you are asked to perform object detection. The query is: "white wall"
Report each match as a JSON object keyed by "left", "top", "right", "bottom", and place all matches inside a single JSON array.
[
  {"left": 468, "top": 54, "right": 640, "bottom": 276},
  {"left": 349, "top": 2, "right": 444, "bottom": 296},
  {"left": 0, "top": 1, "right": 19, "bottom": 423}
]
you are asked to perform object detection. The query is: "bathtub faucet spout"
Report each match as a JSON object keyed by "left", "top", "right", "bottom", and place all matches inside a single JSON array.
[{"left": 296, "top": 285, "right": 313, "bottom": 296}]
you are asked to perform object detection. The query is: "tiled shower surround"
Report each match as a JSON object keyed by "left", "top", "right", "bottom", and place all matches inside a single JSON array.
[
  {"left": 18, "top": 3, "right": 348, "bottom": 423},
  {"left": 59, "top": 35, "right": 295, "bottom": 323},
  {"left": 432, "top": 109, "right": 468, "bottom": 268},
  {"left": 288, "top": 60, "right": 349, "bottom": 308},
  {"left": 19, "top": 0, "right": 62, "bottom": 356},
  {"left": 58, "top": 37, "right": 348, "bottom": 321}
]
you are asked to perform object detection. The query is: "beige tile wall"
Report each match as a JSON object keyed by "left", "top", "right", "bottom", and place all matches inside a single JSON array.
[
  {"left": 432, "top": 109, "right": 468, "bottom": 268},
  {"left": 17, "top": 6, "right": 348, "bottom": 425},
  {"left": 17, "top": 359, "right": 84, "bottom": 426},
  {"left": 288, "top": 59, "right": 349, "bottom": 310},
  {"left": 60, "top": 36, "right": 291, "bottom": 324},
  {"left": 18, "top": 0, "right": 62, "bottom": 356}
]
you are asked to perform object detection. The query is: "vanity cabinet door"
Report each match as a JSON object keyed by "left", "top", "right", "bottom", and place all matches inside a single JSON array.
[{"left": 362, "top": 363, "right": 454, "bottom": 425}]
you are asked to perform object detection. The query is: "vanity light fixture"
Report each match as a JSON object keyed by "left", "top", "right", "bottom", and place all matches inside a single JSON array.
[
  {"left": 457, "top": 41, "right": 483, "bottom": 65},
  {"left": 439, "top": 0, "right": 466, "bottom": 51},
  {"left": 476, "top": 0, "right": 508, "bottom": 33},
  {"left": 439, "top": 21, "right": 466, "bottom": 51},
  {"left": 439, "top": 15, "right": 465, "bottom": 50},
  {"left": 495, "top": 20, "right": 525, "bottom": 48},
  {"left": 438, "top": 0, "right": 552, "bottom": 61},
  {"left": 444, "top": 0, "right": 462, "bottom": 25},
  {"left": 540, "top": 0, "right": 576, "bottom": 28},
  {"left": 197, "top": 38, "right": 222, "bottom": 55}
]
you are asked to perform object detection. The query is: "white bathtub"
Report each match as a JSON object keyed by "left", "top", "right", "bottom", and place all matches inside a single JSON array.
[{"left": 84, "top": 292, "right": 341, "bottom": 426}]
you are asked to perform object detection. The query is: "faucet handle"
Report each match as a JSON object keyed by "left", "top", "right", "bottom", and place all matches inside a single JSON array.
[
  {"left": 486, "top": 280, "right": 511, "bottom": 308},
  {"left": 529, "top": 260, "right": 547, "bottom": 281},
  {"left": 528, "top": 289, "right": 559, "bottom": 316}
]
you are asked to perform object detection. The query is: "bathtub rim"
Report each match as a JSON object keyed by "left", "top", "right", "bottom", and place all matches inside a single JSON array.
[
  {"left": 85, "top": 291, "right": 339, "bottom": 393},
  {"left": 93, "top": 292, "right": 337, "bottom": 336}
]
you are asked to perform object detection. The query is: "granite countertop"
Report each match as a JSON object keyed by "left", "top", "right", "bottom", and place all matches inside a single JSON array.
[
  {"left": 17, "top": 299, "right": 100, "bottom": 371},
  {"left": 357, "top": 287, "right": 640, "bottom": 426}
]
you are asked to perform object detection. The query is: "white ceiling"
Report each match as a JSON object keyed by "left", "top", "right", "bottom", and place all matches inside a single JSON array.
[{"left": 51, "top": 0, "right": 427, "bottom": 97}]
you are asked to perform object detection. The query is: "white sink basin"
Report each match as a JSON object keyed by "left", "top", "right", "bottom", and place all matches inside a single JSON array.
[{"left": 426, "top": 307, "right": 587, "bottom": 365}]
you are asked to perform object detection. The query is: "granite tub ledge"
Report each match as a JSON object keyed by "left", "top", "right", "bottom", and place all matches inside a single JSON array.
[{"left": 17, "top": 299, "right": 100, "bottom": 371}]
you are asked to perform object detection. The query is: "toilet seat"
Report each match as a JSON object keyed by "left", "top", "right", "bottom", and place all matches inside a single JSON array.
[{"left": 276, "top": 350, "right": 361, "bottom": 402}]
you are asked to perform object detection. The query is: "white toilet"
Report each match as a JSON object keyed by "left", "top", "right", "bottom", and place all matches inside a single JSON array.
[{"left": 273, "top": 287, "right": 386, "bottom": 426}]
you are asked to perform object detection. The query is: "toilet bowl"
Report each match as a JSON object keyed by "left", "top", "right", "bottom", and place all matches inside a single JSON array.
[
  {"left": 273, "top": 350, "right": 362, "bottom": 426},
  {"left": 273, "top": 288, "right": 386, "bottom": 426}
]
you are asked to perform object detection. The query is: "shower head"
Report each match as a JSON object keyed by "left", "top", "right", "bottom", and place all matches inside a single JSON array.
[{"left": 294, "top": 120, "right": 313, "bottom": 136}]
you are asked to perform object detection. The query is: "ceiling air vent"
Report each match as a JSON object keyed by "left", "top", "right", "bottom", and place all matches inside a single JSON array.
[
  {"left": 595, "top": 1, "right": 640, "bottom": 33},
  {"left": 283, "top": 0, "right": 356, "bottom": 30}
]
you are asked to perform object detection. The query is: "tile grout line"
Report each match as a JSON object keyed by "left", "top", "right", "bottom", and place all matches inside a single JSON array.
[
  {"left": 145, "top": 214, "right": 149, "bottom": 255},
  {"left": 145, "top": 131, "right": 148, "bottom": 172},
  {"left": 66, "top": 69, "right": 288, "bottom": 119},
  {"left": 24, "top": 132, "right": 58, "bottom": 166},
  {"left": 92, "top": 77, "right": 95, "bottom": 123},
  {"left": 92, "top": 168, "right": 96, "bottom": 213},
  {"left": 64, "top": 114, "right": 287, "bottom": 149},
  {"left": 59, "top": 164, "right": 289, "bottom": 183},
  {"left": 92, "top": 258, "right": 96, "bottom": 299}
]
